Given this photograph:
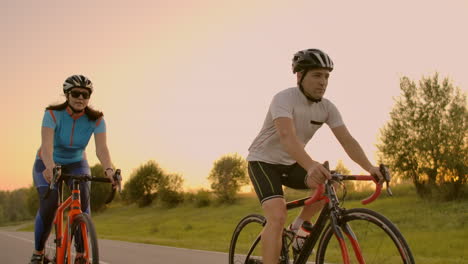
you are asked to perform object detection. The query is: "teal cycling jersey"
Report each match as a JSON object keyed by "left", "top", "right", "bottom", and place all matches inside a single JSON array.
[{"left": 38, "top": 107, "right": 106, "bottom": 164}]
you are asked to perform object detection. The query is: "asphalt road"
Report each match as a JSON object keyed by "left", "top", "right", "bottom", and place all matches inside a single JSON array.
[{"left": 0, "top": 231, "right": 228, "bottom": 263}]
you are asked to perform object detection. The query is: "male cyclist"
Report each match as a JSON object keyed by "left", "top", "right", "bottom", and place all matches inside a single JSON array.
[{"left": 246, "top": 49, "right": 384, "bottom": 264}]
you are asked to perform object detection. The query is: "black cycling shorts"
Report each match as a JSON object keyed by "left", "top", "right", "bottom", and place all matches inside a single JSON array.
[{"left": 248, "top": 161, "right": 310, "bottom": 204}]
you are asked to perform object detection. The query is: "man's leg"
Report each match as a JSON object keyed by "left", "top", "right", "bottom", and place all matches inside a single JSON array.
[
  {"left": 297, "top": 199, "right": 325, "bottom": 224},
  {"left": 261, "top": 197, "right": 287, "bottom": 264},
  {"left": 296, "top": 181, "right": 338, "bottom": 225},
  {"left": 287, "top": 164, "right": 327, "bottom": 229}
]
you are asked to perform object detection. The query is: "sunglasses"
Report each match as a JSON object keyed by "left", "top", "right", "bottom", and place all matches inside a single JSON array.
[{"left": 69, "top": 91, "right": 91, "bottom": 99}]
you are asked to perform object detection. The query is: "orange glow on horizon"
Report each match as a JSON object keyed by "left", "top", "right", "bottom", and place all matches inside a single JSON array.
[{"left": 2, "top": 0, "right": 467, "bottom": 191}]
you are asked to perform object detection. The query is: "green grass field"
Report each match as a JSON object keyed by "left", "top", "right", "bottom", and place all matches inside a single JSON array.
[{"left": 21, "top": 185, "right": 468, "bottom": 263}]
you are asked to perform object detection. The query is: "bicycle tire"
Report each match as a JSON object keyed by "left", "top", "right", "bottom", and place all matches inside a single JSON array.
[
  {"left": 65, "top": 213, "right": 99, "bottom": 264},
  {"left": 44, "top": 223, "right": 58, "bottom": 263},
  {"left": 229, "top": 214, "right": 291, "bottom": 264},
  {"left": 316, "top": 208, "right": 414, "bottom": 264}
]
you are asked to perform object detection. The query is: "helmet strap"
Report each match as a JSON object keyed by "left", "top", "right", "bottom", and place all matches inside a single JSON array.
[{"left": 298, "top": 69, "right": 321, "bottom": 103}]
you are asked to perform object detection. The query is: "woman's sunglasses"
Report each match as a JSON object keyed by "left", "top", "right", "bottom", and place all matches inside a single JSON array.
[{"left": 69, "top": 91, "right": 90, "bottom": 99}]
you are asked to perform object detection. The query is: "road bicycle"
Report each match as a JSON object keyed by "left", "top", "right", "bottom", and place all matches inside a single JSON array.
[
  {"left": 229, "top": 163, "right": 414, "bottom": 264},
  {"left": 43, "top": 166, "right": 122, "bottom": 264}
]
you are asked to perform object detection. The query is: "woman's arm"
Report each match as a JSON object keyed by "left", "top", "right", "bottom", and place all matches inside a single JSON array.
[
  {"left": 41, "top": 127, "right": 56, "bottom": 182},
  {"left": 94, "top": 132, "right": 114, "bottom": 181}
]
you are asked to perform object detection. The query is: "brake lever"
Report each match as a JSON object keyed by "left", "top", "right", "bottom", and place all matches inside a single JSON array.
[
  {"left": 50, "top": 166, "right": 61, "bottom": 189},
  {"left": 114, "top": 169, "right": 122, "bottom": 193},
  {"left": 379, "top": 164, "right": 393, "bottom": 196},
  {"left": 44, "top": 166, "right": 61, "bottom": 200}
]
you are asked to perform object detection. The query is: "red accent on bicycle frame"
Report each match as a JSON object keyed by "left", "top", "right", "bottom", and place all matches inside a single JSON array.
[
  {"left": 335, "top": 233, "right": 351, "bottom": 264},
  {"left": 304, "top": 184, "right": 326, "bottom": 205},
  {"left": 344, "top": 230, "right": 366, "bottom": 264},
  {"left": 54, "top": 196, "right": 72, "bottom": 263}
]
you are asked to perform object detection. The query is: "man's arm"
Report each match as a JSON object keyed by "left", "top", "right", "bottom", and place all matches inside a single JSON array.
[
  {"left": 274, "top": 117, "right": 330, "bottom": 186},
  {"left": 331, "top": 125, "right": 383, "bottom": 180}
]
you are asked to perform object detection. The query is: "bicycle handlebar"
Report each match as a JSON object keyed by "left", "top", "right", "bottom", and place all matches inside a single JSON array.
[
  {"left": 43, "top": 167, "right": 122, "bottom": 204},
  {"left": 304, "top": 163, "right": 392, "bottom": 206}
]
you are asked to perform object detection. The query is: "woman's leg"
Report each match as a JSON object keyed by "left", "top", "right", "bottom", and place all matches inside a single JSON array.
[{"left": 32, "top": 159, "right": 58, "bottom": 254}]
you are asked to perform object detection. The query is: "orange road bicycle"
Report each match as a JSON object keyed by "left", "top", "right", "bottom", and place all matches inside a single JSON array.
[
  {"left": 43, "top": 167, "right": 122, "bottom": 264},
  {"left": 229, "top": 163, "right": 414, "bottom": 264}
]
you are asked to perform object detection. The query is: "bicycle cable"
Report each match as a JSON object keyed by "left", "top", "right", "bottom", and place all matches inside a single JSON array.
[{"left": 336, "top": 180, "right": 347, "bottom": 207}]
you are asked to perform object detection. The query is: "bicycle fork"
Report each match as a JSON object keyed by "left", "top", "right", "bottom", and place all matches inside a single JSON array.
[
  {"left": 55, "top": 196, "right": 72, "bottom": 263},
  {"left": 327, "top": 182, "right": 365, "bottom": 264},
  {"left": 331, "top": 211, "right": 365, "bottom": 264},
  {"left": 66, "top": 181, "right": 87, "bottom": 263},
  {"left": 54, "top": 182, "right": 84, "bottom": 264}
]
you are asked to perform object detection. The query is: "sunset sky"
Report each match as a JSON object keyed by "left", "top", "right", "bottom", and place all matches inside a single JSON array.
[{"left": 2, "top": 0, "right": 467, "bottom": 191}]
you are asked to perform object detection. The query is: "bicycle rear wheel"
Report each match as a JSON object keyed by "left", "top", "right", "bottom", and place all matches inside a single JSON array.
[
  {"left": 229, "top": 214, "right": 265, "bottom": 264},
  {"left": 316, "top": 208, "right": 414, "bottom": 264},
  {"left": 229, "top": 214, "right": 291, "bottom": 264},
  {"left": 66, "top": 213, "right": 99, "bottom": 264}
]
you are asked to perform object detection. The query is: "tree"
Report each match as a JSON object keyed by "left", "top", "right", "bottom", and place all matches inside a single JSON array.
[
  {"left": 377, "top": 73, "right": 467, "bottom": 200},
  {"left": 334, "top": 160, "right": 357, "bottom": 193},
  {"left": 122, "top": 160, "right": 166, "bottom": 206},
  {"left": 334, "top": 160, "right": 351, "bottom": 174},
  {"left": 122, "top": 160, "right": 184, "bottom": 207},
  {"left": 208, "top": 153, "right": 249, "bottom": 203},
  {"left": 159, "top": 173, "right": 185, "bottom": 208}
]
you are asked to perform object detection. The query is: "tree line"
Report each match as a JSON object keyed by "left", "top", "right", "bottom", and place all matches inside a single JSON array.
[{"left": 1, "top": 72, "right": 466, "bottom": 225}]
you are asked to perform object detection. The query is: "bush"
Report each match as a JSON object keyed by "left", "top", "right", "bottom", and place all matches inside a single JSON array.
[
  {"left": 0, "top": 188, "right": 32, "bottom": 224},
  {"left": 193, "top": 189, "right": 212, "bottom": 208},
  {"left": 89, "top": 164, "right": 116, "bottom": 212},
  {"left": 26, "top": 185, "right": 39, "bottom": 217},
  {"left": 159, "top": 189, "right": 184, "bottom": 208}
]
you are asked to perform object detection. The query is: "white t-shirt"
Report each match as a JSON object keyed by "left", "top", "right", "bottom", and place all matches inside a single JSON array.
[{"left": 247, "top": 87, "right": 344, "bottom": 165}]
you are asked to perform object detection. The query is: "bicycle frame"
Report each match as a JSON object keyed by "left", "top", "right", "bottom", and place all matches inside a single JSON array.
[
  {"left": 53, "top": 180, "right": 89, "bottom": 264},
  {"left": 285, "top": 174, "right": 388, "bottom": 264}
]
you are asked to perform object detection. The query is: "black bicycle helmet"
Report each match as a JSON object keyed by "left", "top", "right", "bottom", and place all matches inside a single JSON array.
[
  {"left": 292, "top": 49, "right": 334, "bottom": 73},
  {"left": 63, "top": 74, "right": 94, "bottom": 94}
]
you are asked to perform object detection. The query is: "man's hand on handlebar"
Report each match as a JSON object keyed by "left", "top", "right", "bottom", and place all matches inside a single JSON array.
[
  {"left": 368, "top": 166, "right": 384, "bottom": 184},
  {"left": 306, "top": 162, "right": 331, "bottom": 188}
]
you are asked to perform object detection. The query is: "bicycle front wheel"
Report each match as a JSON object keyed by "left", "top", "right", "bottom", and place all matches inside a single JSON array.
[
  {"left": 44, "top": 222, "right": 58, "bottom": 263},
  {"left": 229, "top": 214, "right": 267, "bottom": 264},
  {"left": 316, "top": 208, "right": 414, "bottom": 264},
  {"left": 66, "top": 213, "right": 99, "bottom": 264}
]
